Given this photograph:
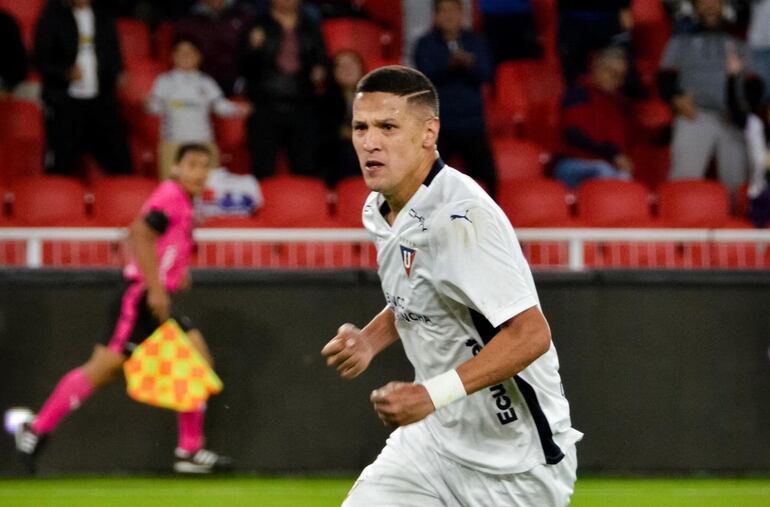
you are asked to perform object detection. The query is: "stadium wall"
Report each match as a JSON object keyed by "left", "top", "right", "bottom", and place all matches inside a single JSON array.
[{"left": 0, "top": 269, "right": 768, "bottom": 476}]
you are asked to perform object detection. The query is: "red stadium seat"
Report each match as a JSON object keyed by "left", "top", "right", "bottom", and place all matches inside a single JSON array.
[
  {"left": 8, "top": 176, "right": 89, "bottom": 226},
  {"left": 0, "top": 99, "right": 45, "bottom": 183},
  {"left": 656, "top": 180, "right": 733, "bottom": 228},
  {"left": 656, "top": 180, "right": 753, "bottom": 268},
  {"left": 119, "top": 61, "right": 164, "bottom": 175},
  {"left": 119, "top": 60, "right": 164, "bottom": 109},
  {"left": 629, "top": 142, "right": 670, "bottom": 190},
  {"left": 0, "top": 182, "right": 6, "bottom": 223},
  {"left": 321, "top": 18, "right": 393, "bottom": 69},
  {"left": 214, "top": 111, "right": 247, "bottom": 150},
  {"left": 489, "top": 60, "right": 563, "bottom": 149},
  {"left": 213, "top": 109, "right": 250, "bottom": 173},
  {"left": 153, "top": 21, "right": 175, "bottom": 68},
  {"left": 0, "top": 100, "right": 45, "bottom": 182},
  {"left": 116, "top": 18, "right": 152, "bottom": 68},
  {"left": 362, "top": 0, "right": 402, "bottom": 60},
  {"left": 0, "top": 0, "right": 45, "bottom": 50},
  {"left": 576, "top": 180, "right": 673, "bottom": 268},
  {"left": 576, "top": 180, "right": 653, "bottom": 227},
  {"left": 497, "top": 178, "right": 576, "bottom": 267},
  {"left": 91, "top": 176, "right": 158, "bottom": 226},
  {"left": 254, "top": 175, "right": 332, "bottom": 227},
  {"left": 334, "top": 176, "right": 370, "bottom": 227},
  {"left": 497, "top": 178, "right": 573, "bottom": 227},
  {"left": 492, "top": 138, "right": 549, "bottom": 182},
  {"left": 531, "top": 0, "right": 558, "bottom": 66},
  {"left": 631, "top": 0, "right": 671, "bottom": 88}
]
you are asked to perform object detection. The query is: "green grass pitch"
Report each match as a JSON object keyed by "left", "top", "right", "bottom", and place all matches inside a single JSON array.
[{"left": 0, "top": 477, "right": 768, "bottom": 506}]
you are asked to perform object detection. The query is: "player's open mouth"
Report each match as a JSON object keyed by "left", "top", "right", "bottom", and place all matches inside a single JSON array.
[{"left": 365, "top": 161, "right": 384, "bottom": 169}]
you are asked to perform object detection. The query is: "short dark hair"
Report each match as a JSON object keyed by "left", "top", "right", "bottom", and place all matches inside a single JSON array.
[
  {"left": 356, "top": 65, "right": 439, "bottom": 117},
  {"left": 172, "top": 36, "right": 202, "bottom": 53},
  {"left": 175, "top": 143, "right": 212, "bottom": 163}
]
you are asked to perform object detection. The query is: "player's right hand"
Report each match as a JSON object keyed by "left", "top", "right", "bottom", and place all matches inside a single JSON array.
[
  {"left": 147, "top": 286, "right": 171, "bottom": 322},
  {"left": 321, "top": 323, "right": 373, "bottom": 380}
]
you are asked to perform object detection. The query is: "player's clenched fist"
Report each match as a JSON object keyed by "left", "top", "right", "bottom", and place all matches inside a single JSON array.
[
  {"left": 321, "top": 323, "right": 374, "bottom": 379},
  {"left": 370, "top": 381, "right": 435, "bottom": 428}
]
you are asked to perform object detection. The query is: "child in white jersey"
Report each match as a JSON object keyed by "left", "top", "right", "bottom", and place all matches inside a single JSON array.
[{"left": 147, "top": 37, "right": 249, "bottom": 179}]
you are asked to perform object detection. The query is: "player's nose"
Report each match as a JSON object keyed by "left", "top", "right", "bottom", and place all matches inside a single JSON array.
[{"left": 362, "top": 130, "right": 381, "bottom": 152}]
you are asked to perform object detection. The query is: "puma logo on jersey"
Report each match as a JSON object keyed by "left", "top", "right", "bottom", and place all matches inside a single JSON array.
[
  {"left": 450, "top": 210, "right": 472, "bottom": 223},
  {"left": 400, "top": 245, "right": 416, "bottom": 277}
]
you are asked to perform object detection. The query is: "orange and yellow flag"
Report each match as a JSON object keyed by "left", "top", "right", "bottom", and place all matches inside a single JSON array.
[{"left": 124, "top": 320, "right": 223, "bottom": 412}]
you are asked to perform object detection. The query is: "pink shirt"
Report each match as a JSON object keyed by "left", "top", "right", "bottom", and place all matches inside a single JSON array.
[{"left": 124, "top": 181, "right": 195, "bottom": 292}]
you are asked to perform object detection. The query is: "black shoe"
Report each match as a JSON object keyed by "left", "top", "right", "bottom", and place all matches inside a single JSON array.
[
  {"left": 173, "top": 448, "right": 233, "bottom": 474},
  {"left": 14, "top": 420, "right": 46, "bottom": 474}
]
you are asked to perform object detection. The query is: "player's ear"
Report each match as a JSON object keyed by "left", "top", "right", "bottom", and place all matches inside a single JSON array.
[{"left": 422, "top": 116, "right": 440, "bottom": 149}]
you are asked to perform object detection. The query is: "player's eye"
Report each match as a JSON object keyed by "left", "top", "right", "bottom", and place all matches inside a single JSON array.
[
  {"left": 353, "top": 123, "right": 367, "bottom": 132},
  {"left": 382, "top": 123, "right": 396, "bottom": 131}
]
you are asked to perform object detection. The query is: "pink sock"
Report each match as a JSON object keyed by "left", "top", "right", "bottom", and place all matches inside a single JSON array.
[
  {"left": 177, "top": 409, "right": 205, "bottom": 453},
  {"left": 32, "top": 367, "right": 94, "bottom": 435}
]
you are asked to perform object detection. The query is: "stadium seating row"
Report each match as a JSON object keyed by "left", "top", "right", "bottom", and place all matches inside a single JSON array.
[
  {"left": 0, "top": 174, "right": 754, "bottom": 230},
  {"left": 0, "top": 175, "right": 764, "bottom": 270}
]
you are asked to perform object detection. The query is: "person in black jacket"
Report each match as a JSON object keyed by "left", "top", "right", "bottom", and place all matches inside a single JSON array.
[
  {"left": 0, "top": 10, "right": 28, "bottom": 96},
  {"left": 414, "top": 0, "right": 497, "bottom": 198},
  {"left": 35, "top": 0, "right": 132, "bottom": 176},
  {"left": 239, "top": 0, "right": 328, "bottom": 178}
]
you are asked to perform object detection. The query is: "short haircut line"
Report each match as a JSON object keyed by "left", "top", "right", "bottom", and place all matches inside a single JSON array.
[{"left": 356, "top": 65, "right": 440, "bottom": 116}]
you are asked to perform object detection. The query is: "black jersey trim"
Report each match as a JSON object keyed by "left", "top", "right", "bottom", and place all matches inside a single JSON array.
[
  {"left": 144, "top": 210, "right": 169, "bottom": 234},
  {"left": 514, "top": 375, "right": 565, "bottom": 465},
  {"left": 424, "top": 157, "right": 445, "bottom": 187},
  {"left": 469, "top": 308, "right": 564, "bottom": 465}
]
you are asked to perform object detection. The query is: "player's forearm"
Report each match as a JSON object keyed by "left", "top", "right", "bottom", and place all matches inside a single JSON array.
[
  {"left": 456, "top": 306, "right": 551, "bottom": 396},
  {"left": 128, "top": 221, "right": 163, "bottom": 291},
  {"left": 361, "top": 307, "right": 400, "bottom": 358}
]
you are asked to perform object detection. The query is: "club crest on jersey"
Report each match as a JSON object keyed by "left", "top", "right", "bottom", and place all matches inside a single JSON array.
[{"left": 400, "top": 245, "right": 417, "bottom": 277}]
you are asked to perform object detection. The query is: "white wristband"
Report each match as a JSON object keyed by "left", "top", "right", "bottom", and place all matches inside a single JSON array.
[{"left": 422, "top": 370, "right": 467, "bottom": 410}]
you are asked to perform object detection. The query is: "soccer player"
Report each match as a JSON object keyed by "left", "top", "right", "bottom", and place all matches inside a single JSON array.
[
  {"left": 14, "top": 144, "right": 232, "bottom": 474},
  {"left": 321, "top": 66, "right": 583, "bottom": 506}
]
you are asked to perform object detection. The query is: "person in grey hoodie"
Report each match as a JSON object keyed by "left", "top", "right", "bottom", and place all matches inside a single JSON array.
[{"left": 658, "top": 0, "right": 764, "bottom": 194}]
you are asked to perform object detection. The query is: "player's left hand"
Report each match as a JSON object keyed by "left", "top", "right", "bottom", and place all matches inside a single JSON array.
[{"left": 370, "top": 381, "right": 434, "bottom": 428}]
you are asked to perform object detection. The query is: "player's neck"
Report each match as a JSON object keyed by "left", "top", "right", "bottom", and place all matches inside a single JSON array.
[{"left": 383, "top": 154, "right": 436, "bottom": 223}]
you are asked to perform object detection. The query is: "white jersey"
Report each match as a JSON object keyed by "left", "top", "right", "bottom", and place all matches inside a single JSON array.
[{"left": 362, "top": 159, "right": 582, "bottom": 475}]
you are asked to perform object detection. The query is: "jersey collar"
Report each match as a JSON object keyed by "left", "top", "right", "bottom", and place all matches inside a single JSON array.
[{"left": 378, "top": 157, "right": 445, "bottom": 219}]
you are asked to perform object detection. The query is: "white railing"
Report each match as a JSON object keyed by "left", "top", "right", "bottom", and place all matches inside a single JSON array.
[{"left": 1, "top": 227, "right": 770, "bottom": 270}]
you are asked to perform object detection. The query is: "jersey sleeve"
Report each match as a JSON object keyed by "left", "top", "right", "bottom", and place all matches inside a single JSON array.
[
  {"left": 140, "top": 182, "right": 177, "bottom": 230},
  {"left": 430, "top": 202, "right": 539, "bottom": 328}
]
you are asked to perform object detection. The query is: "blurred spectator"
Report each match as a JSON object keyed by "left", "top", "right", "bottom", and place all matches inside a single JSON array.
[
  {"left": 554, "top": 47, "right": 634, "bottom": 189},
  {"left": 558, "top": 0, "right": 634, "bottom": 84},
  {"left": 414, "top": 0, "right": 497, "bottom": 197},
  {"left": 479, "top": 0, "right": 541, "bottom": 63},
  {"left": 658, "top": 0, "right": 763, "bottom": 194},
  {"left": 318, "top": 50, "right": 366, "bottom": 187},
  {"left": 0, "top": 10, "right": 28, "bottom": 97},
  {"left": 35, "top": 0, "right": 132, "bottom": 176},
  {"left": 664, "top": 0, "right": 749, "bottom": 32},
  {"left": 239, "top": 0, "right": 329, "bottom": 178},
  {"left": 175, "top": 0, "right": 256, "bottom": 96},
  {"left": 748, "top": 0, "right": 770, "bottom": 106},
  {"left": 146, "top": 38, "right": 250, "bottom": 179},
  {"left": 403, "top": 0, "right": 472, "bottom": 66}
]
